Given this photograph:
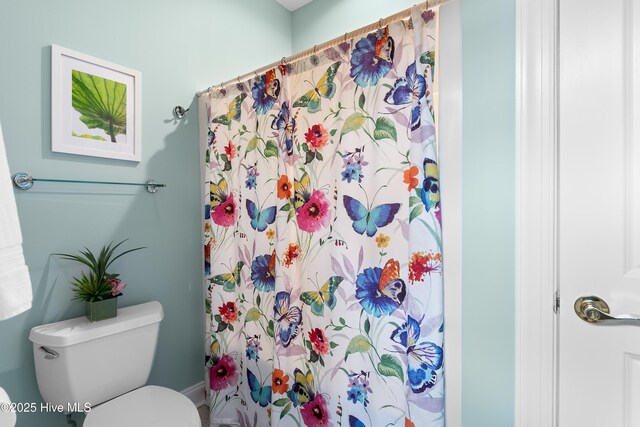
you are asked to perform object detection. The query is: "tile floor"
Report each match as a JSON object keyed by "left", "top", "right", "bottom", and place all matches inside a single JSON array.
[{"left": 198, "top": 404, "right": 209, "bottom": 427}]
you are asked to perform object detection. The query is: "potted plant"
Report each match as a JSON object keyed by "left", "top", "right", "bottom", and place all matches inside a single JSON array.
[{"left": 55, "top": 240, "right": 145, "bottom": 321}]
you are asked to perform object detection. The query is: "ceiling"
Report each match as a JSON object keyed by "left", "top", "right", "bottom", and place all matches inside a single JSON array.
[{"left": 274, "top": 0, "right": 315, "bottom": 12}]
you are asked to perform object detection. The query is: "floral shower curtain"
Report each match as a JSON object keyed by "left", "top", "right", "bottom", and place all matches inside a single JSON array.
[{"left": 200, "top": 7, "right": 443, "bottom": 427}]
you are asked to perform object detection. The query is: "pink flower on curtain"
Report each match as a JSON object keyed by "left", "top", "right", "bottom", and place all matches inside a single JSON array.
[
  {"left": 211, "top": 193, "right": 237, "bottom": 227},
  {"left": 296, "top": 190, "right": 330, "bottom": 232},
  {"left": 300, "top": 394, "right": 331, "bottom": 427},
  {"left": 209, "top": 354, "right": 238, "bottom": 391}
]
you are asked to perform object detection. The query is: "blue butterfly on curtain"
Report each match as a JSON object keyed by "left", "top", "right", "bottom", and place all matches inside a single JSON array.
[
  {"left": 274, "top": 291, "right": 302, "bottom": 347},
  {"left": 245, "top": 199, "right": 276, "bottom": 232},
  {"left": 343, "top": 195, "right": 400, "bottom": 237},
  {"left": 271, "top": 102, "right": 296, "bottom": 156},
  {"left": 246, "top": 369, "right": 272, "bottom": 407},
  {"left": 384, "top": 62, "right": 427, "bottom": 131},
  {"left": 391, "top": 316, "right": 443, "bottom": 393}
]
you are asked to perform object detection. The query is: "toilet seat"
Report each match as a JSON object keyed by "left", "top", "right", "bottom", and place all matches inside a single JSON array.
[{"left": 83, "top": 385, "right": 200, "bottom": 427}]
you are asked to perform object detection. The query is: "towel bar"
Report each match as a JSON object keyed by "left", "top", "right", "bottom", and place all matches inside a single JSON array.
[{"left": 11, "top": 172, "right": 166, "bottom": 193}]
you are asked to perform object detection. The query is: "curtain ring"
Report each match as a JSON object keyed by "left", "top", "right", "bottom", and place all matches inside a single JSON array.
[
  {"left": 280, "top": 56, "right": 286, "bottom": 65},
  {"left": 378, "top": 18, "right": 383, "bottom": 29},
  {"left": 313, "top": 45, "right": 317, "bottom": 54},
  {"left": 426, "top": 1, "right": 430, "bottom": 9},
  {"left": 343, "top": 32, "right": 348, "bottom": 44}
]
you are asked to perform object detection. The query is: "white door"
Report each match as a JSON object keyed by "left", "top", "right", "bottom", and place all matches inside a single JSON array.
[{"left": 559, "top": 0, "right": 640, "bottom": 424}]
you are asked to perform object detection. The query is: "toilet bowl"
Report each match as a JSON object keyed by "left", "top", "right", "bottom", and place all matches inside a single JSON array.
[
  {"left": 0, "top": 387, "right": 16, "bottom": 427},
  {"left": 83, "top": 385, "right": 200, "bottom": 427},
  {"left": 29, "top": 301, "right": 199, "bottom": 427}
]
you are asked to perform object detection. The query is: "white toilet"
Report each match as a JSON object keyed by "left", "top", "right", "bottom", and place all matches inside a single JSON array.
[
  {"left": 0, "top": 387, "right": 16, "bottom": 427},
  {"left": 29, "top": 301, "right": 200, "bottom": 427}
]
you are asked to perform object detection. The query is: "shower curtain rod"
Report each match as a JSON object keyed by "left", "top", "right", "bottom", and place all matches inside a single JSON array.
[{"left": 196, "top": 0, "right": 448, "bottom": 97}]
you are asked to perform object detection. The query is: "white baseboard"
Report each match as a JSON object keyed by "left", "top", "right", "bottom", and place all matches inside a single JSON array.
[{"left": 181, "top": 381, "right": 206, "bottom": 407}]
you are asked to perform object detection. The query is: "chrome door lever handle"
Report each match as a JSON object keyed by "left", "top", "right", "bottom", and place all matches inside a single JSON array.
[{"left": 574, "top": 295, "right": 640, "bottom": 325}]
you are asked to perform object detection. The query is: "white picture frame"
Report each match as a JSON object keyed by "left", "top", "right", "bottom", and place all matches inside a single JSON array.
[{"left": 51, "top": 45, "right": 141, "bottom": 162}]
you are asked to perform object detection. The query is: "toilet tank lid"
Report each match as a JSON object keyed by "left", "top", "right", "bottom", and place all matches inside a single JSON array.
[{"left": 29, "top": 301, "right": 164, "bottom": 348}]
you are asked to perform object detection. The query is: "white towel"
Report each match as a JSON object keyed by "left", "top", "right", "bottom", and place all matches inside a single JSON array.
[{"left": 0, "top": 122, "right": 32, "bottom": 320}]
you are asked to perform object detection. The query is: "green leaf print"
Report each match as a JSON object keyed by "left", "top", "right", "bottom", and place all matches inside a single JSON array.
[
  {"left": 305, "top": 150, "right": 315, "bottom": 164},
  {"left": 409, "top": 196, "right": 422, "bottom": 207},
  {"left": 71, "top": 132, "right": 106, "bottom": 141},
  {"left": 71, "top": 70, "right": 126, "bottom": 143},
  {"left": 246, "top": 135, "right": 260, "bottom": 155},
  {"left": 344, "top": 335, "right": 372, "bottom": 360},
  {"left": 373, "top": 117, "right": 398, "bottom": 142},
  {"left": 267, "top": 320, "right": 275, "bottom": 338},
  {"left": 358, "top": 93, "right": 366, "bottom": 110},
  {"left": 273, "top": 398, "right": 289, "bottom": 407},
  {"left": 378, "top": 354, "right": 404, "bottom": 381},
  {"left": 341, "top": 112, "right": 366, "bottom": 139},
  {"left": 280, "top": 402, "right": 292, "bottom": 419},
  {"left": 264, "top": 139, "right": 279, "bottom": 158},
  {"left": 244, "top": 307, "right": 262, "bottom": 323},
  {"left": 410, "top": 205, "right": 424, "bottom": 223}
]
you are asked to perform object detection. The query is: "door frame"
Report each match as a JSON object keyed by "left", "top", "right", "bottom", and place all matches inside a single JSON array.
[
  {"left": 516, "top": 0, "right": 559, "bottom": 425},
  {"left": 438, "top": 1, "right": 463, "bottom": 425}
]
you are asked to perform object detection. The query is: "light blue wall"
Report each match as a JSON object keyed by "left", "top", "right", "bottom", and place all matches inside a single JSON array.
[
  {"left": 0, "top": 1, "right": 291, "bottom": 426},
  {"left": 293, "top": 1, "right": 516, "bottom": 426},
  {"left": 460, "top": 1, "right": 515, "bottom": 425},
  {"left": 292, "top": 0, "right": 417, "bottom": 52},
  {"left": 0, "top": 0, "right": 516, "bottom": 425}
]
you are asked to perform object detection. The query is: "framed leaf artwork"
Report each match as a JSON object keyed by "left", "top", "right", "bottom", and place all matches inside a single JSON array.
[{"left": 51, "top": 45, "right": 141, "bottom": 161}]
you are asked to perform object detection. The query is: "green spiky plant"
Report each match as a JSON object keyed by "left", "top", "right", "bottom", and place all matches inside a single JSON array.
[{"left": 55, "top": 240, "right": 145, "bottom": 302}]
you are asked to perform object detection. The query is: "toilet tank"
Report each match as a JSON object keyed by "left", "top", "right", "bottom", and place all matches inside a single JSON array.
[{"left": 29, "top": 301, "right": 163, "bottom": 408}]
